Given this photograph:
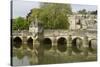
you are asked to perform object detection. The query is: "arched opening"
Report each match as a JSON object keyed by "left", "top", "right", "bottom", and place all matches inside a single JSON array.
[
  {"left": 43, "top": 38, "right": 52, "bottom": 50},
  {"left": 72, "top": 37, "right": 82, "bottom": 52},
  {"left": 89, "top": 39, "right": 97, "bottom": 51},
  {"left": 27, "top": 37, "right": 33, "bottom": 49},
  {"left": 13, "top": 37, "right": 22, "bottom": 48},
  {"left": 57, "top": 37, "right": 67, "bottom": 52}
]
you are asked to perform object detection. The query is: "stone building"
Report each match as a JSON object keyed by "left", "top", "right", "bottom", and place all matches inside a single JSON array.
[
  {"left": 68, "top": 14, "right": 97, "bottom": 30},
  {"left": 12, "top": 14, "right": 97, "bottom": 55}
]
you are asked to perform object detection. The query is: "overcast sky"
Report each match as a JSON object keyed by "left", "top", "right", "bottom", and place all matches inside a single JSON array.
[{"left": 12, "top": 0, "right": 97, "bottom": 18}]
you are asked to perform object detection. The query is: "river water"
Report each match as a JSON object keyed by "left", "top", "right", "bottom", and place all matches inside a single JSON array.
[
  {"left": 12, "top": 56, "right": 30, "bottom": 66},
  {"left": 12, "top": 47, "right": 39, "bottom": 66}
]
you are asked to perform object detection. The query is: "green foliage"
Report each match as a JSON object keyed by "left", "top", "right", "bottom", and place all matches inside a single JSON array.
[
  {"left": 27, "top": 3, "right": 72, "bottom": 29},
  {"left": 90, "top": 10, "right": 97, "bottom": 15},
  {"left": 78, "top": 9, "right": 87, "bottom": 14},
  {"left": 12, "top": 17, "right": 29, "bottom": 30},
  {"left": 26, "top": 8, "right": 41, "bottom": 24},
  {"left": 78, "top": 9, "right": 97, "bottom": 15},
  {"left": 12, "top": 3, "right": 72, "bottom": 30}
]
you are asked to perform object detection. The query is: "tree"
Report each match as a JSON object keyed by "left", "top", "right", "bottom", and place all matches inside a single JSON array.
[
  {"left": 78, "top": 9, "right": 87, "bottom": 14},
  {"left": 27, "top": 3, "right": 72, "bottom": 29},
  {"left": 12, "top": 17, "right": 29, "bottom": 30},
  {"left": 90, "top": 10, "right": 97, "bottom": 15},
  {"left": 26, "top": 8, "right": 41, "bottom": 24}
]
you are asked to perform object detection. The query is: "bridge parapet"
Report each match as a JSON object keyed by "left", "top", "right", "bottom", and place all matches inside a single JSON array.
[
  {"left": 12, "top": 30, "right": 32, "bottom": 36},
  {"left": 44, "top": 29, "right": 97, "bottom": 37}
]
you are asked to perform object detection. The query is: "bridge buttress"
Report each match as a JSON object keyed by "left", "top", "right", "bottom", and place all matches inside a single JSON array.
[
  {"left": 67, "top": 35, "right": 72, "bottom": 55},
  {"left": 82, "top": 36, "right": 89, "bottom": 56}
]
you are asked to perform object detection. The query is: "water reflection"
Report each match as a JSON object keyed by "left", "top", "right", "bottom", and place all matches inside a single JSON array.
[
  {"left": 12, "top": 45, "right": 38, "bottom": 66},
  {"left": 12, "top": 43, "right": 97, "bottom": 66},
  {"left": 13, "top": 56, "right": 30, "bottom": 66}
]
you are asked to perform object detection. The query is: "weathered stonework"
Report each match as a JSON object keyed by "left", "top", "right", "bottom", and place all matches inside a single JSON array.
[{"left": 12, "top": 14, "right": 97, "bottom": 56}]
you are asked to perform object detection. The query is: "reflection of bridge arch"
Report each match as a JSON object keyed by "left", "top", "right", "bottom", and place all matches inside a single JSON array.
[
  {"left": 43, "top": 38, "right": 52, "bottom": 50},
  {"left": 72, "top": 37, "right": 82, "bottom": 52},
  {"left": 13, "top": 37, "right": 22, "bottom": 48},
  {"left": 89, "top": 39, "right": 97, "bottom": 50},
  {"left": 57, "top": 37, "right": 67, "bottom": 52},
  {"left": 27, "top": 37, "right": 33, "bottom": 49}
]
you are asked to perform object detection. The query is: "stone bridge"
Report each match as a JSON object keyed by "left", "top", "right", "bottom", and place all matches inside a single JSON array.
[{"left": 12, "top": 29, "right": 97, "bottom": 54}]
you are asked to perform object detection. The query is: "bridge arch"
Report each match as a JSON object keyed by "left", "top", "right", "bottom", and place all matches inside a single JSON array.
[
  {"left": 43, "top": 38, "right": 52, "bottom": 50},
  {"left": 89, "top": 39, "right": 97, "bottom": 51},
  {"left": 72, "top": 37, "right": 83, "bottom": 52},
  {"left": 27, "top": 37, "right": 33, "bottom": 49},
  {"left": 57, "top": 37, "right": 67, "bottom": 52},
  {"left": 13, "top": 37, "right": 22, "bottom": 48}
]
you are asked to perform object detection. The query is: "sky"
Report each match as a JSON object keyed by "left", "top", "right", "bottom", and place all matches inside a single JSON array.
[
  {"left": 12, "top": 0, "right": 97, "bottom": 18},
  {"left": 12, "top": 1, "right": 40, "bottom": 18}
]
